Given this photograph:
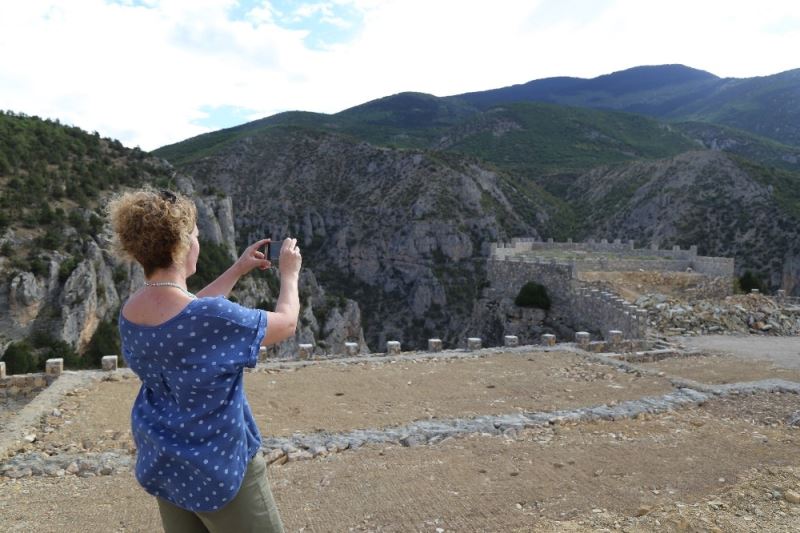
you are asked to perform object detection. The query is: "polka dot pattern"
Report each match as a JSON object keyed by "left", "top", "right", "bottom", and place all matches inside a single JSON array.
[{"left": 119, "top": 296, "right": 268, "bottom": 512}]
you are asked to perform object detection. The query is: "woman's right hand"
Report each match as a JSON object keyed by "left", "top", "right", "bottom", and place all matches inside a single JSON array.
[{"left": 279, "top": 238, "right": 302, "bottom": 278}]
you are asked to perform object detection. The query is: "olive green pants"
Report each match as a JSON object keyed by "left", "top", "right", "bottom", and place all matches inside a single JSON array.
[{"left": 156, "top": 452, "right": 285, "bottom": 533}]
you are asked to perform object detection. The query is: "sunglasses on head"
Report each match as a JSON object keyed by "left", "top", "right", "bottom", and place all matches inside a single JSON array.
[{"left": 160, "top": 189, "right": 177, "bottom": 203}]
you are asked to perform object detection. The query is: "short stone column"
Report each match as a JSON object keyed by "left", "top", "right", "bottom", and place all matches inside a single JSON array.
[
  {"left": 0, "top": 361, "right": 5, "bottom": 379},
  {"left": 575, "top": 331, "right": 590, "bottom": 348},
  {"left": 541, "top": 334, "right": 556, "bottom": 346},
  {"left": 258, "top": 346, "right": 268, "bottom": 363},
  {"left": 504, "top": 335, "right": 519, "bottom": 347},
  {"left": 46, "top": 358, "right": 64, "bottom": 377},
  {"left": 101, "top": 355, "right": 118, "bottom": 371},
  {"left": 750, "top": 289, "right": 760, "bottom": 294},
  {"left": 386, "top": 341, "right": 401, "bottom": 355},
  {"left": 777, "top": 289, "right": 786, "bottom": 300},
  {"left": 345, "top": 342, "right": 359, "bottom": 356},
  {"left": 607, "top": 330, "right": 623, "bottom": 346},
  {"left": 297, "top": 344, "right": 314, "bottom": 360},
  {"left": 428, "top": 338, "right": 442, "bottom": 352},
  {"left": 467, "top": 337, "right": 482, "bottom": 351}
]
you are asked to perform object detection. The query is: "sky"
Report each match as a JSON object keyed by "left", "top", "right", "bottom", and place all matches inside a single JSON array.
[{"left": 1, "top": 0, "right": 799, "bottom": 151}]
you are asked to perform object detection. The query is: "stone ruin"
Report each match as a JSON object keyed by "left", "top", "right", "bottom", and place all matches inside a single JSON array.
[{"left": 486, "top": 237, "right": 737, "bottom": 341}]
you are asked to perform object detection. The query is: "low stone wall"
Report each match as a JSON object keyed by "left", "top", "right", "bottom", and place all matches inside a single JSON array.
[
  {"left": 570, "top": 287, "right": 647, "bottom": 340},
  {"left": 691, "top": 256, "right": 735, "bottom": 278},
  {"left": 493, "top": 239, "right": 702, "bottom": 260},
  {"left": 0, "top": 372, "right": 55, "bottom": 399}
]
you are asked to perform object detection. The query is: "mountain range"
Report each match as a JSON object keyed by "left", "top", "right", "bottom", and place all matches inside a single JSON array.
[{"left": 2, "top": 64, "right": 800, "bottom": 360}]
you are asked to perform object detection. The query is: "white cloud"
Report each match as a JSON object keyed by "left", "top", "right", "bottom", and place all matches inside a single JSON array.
[{"left": 0, "top": 0, "right": 798, "bottom": 150}]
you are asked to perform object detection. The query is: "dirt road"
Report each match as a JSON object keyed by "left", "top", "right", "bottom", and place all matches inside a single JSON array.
[{"left": 2, "top": 342, "right": 800, "bottom": 532}]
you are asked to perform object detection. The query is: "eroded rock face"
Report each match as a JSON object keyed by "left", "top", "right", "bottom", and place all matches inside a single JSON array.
[
  {"left": 180, "top": 130, "right": 541, "bottom": 349},
  {"left": 573, "top": 151, "right": 800, "bottom": 295},
  {"left": 0, "top": 176, "right": 365, "bottom": 361},
  {"left": 9, "top": 272, "right": 46, "bottom": 327},
  {"left": 195, "top": 195, "right": 237, "bottom": 259},
  {"left": 58, "top": 241, "right": 121, "bottom": 352}
]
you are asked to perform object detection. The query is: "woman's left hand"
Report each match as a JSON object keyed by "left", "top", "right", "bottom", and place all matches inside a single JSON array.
[{"left": 234, "top": 238, "right": 271, "bottom": 276}]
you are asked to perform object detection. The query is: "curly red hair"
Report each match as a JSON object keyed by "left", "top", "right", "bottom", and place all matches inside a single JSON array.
[{"left": 107, "top": 188, "right": 197, "bottom": 276}]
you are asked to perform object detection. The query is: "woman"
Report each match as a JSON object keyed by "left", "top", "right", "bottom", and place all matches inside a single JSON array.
[{"left": 109, "top": 187, "right": 300, "bottom": 532}]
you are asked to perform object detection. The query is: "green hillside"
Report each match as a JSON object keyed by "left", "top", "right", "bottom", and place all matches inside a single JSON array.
[
  {"left": 442, "top": 102, "right": 698, "bottom": 174},
  {"left": 675, "top": 121, "right": 800, "bottom": 172},
  {"left": 450, "top": 65, "right": 800, "bottom": 148},
  {"left": 0, "top": 111, "right": 173, "bottom": 263}
]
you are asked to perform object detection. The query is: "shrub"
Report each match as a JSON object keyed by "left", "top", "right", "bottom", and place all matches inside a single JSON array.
[
  {"left": 83, "top": 319, "right": 122, "bottom": 369},
  {"left": 30, "top": 331, "right": 82, "bottom": 369},
  {"left": 514, "top": 281, "right": 551, "bottom": 310},
  {"left": 2, "top": 341, "right": 39, "bottom": 374},
  {"left": 58, "top": 257, "right": 80, "bottom": 282},
  {"left": 738, "top": 271, "right": 766, "bottom": 294},
  {"left": 187, "top": 240, "right": 234, "bottom": 293}
]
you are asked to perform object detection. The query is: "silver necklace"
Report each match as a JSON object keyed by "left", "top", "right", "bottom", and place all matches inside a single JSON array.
[{"left": 143, "top": 281, "right": 197, "bottom": 299}]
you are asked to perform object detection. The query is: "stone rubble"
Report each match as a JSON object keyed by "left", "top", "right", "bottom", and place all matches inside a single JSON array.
[{"left": 635, "top": 293, "right": 800, "bottom": 336}]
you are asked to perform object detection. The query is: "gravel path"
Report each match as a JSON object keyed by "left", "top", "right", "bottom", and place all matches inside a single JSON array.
[
  {"left": 0, "top": 371, "right": 102, "bottom": 460},
  {"left": 676, "top": 335, "right": 800, "bottom": 370}
]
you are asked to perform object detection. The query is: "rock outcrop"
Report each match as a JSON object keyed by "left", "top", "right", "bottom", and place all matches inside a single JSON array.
[
  {"left": 0, "top": 179, "right": 366, "bottom": 361},
  {"left": 181, "top": 129, "right": 541, "bottom": 349}
]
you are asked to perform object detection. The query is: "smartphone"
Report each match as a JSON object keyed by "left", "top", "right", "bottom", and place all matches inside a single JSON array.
[{"left": 265, "top": 240, "right": 281, "bottom": 262}]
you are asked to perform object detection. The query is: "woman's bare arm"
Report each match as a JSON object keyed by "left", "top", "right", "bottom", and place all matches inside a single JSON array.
[
  {"left": 262, "top": 239, "right": 302, "bottom": 345},
  {"left": 196, "top": 239, "right": 270, "bottom": 298}
]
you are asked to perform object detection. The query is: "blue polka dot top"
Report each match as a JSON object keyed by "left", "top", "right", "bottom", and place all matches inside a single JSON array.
[{"left": 118, "top": 296, "right": 268, "bottom": 512}]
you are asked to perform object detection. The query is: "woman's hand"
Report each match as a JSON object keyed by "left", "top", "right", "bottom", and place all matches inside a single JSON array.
[
  {"left": 234, "top": 238, "right": 271, "bottom": 276},
  {"left": 278, "top": 238, "right": 302, "bottom": 278}
]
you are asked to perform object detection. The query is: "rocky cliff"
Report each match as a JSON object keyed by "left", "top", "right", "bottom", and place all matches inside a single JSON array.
[
  {"left": 0, "top": 176, "right": 367, "bottom": 361},
  {"left": 180, "top": 128, "right": 542, "bottom": 349},
  {"left": 569, "top": 150, "right": 800, "bottom": 293}
]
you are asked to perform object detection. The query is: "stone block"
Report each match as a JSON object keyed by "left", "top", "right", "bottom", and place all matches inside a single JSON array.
[
  {"left": 101, "top": 355, "right": 118, "bottom": 371},
  {"left": 504, "top": 335, "right": 519, "bottom": 347},
  {"left": 575, "top": 331, "right": 590, "bottom": 347},
  {"left": 258, "top": 347, "right": 268, "bottom": 363},
  {"left": 297, "top": 344, "right": 314, "bottom": 360},
  {"left": 386, "top": 341, "right": 401, "bottom": 355},
  {"left": 608, "top": 330, "right": 623, "bottom": 345},
  {"left": 777, "top": 290, "right": 786, "bottom": 300},
  {"left": 33, "top": 376, "right": 45, "bottom": 388},
  {"left": 345, "top": 342, "right": 359, "bottom": 356},
  {"left": 428, "top": 338, "right": 442, "bottom": 352},
  {"left": 45, "top": 358, "right": 63, "bottom": 377},
  {"left": 0, "top": 361, "right": 5, "bottom": 379},
  {"left": 750, "top": 289, "right": 760, "bottom": 294},
  {"left": 541, "top": 334, "right": 556, "bottom": 346},
  {"left": 467, "top": 337, "right": 482, "bottom": 351}
]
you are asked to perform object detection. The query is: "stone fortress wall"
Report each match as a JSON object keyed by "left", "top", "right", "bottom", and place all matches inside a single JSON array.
[
  {"left": 487, "top": 238, "right": 736, "bottom": 340},
  {"left": 492, "top": 238, "right": 735, "bottom": 278}
]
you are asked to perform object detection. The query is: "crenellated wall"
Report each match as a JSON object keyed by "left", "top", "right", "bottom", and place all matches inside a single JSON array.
[{"left": 487, "top": 238, "right": 736, "bottom": 339}]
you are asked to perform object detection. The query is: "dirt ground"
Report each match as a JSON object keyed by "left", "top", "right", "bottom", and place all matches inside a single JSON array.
[
  {"left": 676, "top": 335, "right": 800, "bottom": 371},
  {"left": 639, "top": 353, "right": 800, "bottom": 384},
  {"left": 2, "top": 392, "right": 800, "bottom": 532},
  {"left": 3, "top": 341, "right": 800, "bottom": 532},
  {"left": 28, "top": 352, "right": 674, "bottom": 454},
  {"left": 577, "top": 271, "right": 712, "bottom": 302}
]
